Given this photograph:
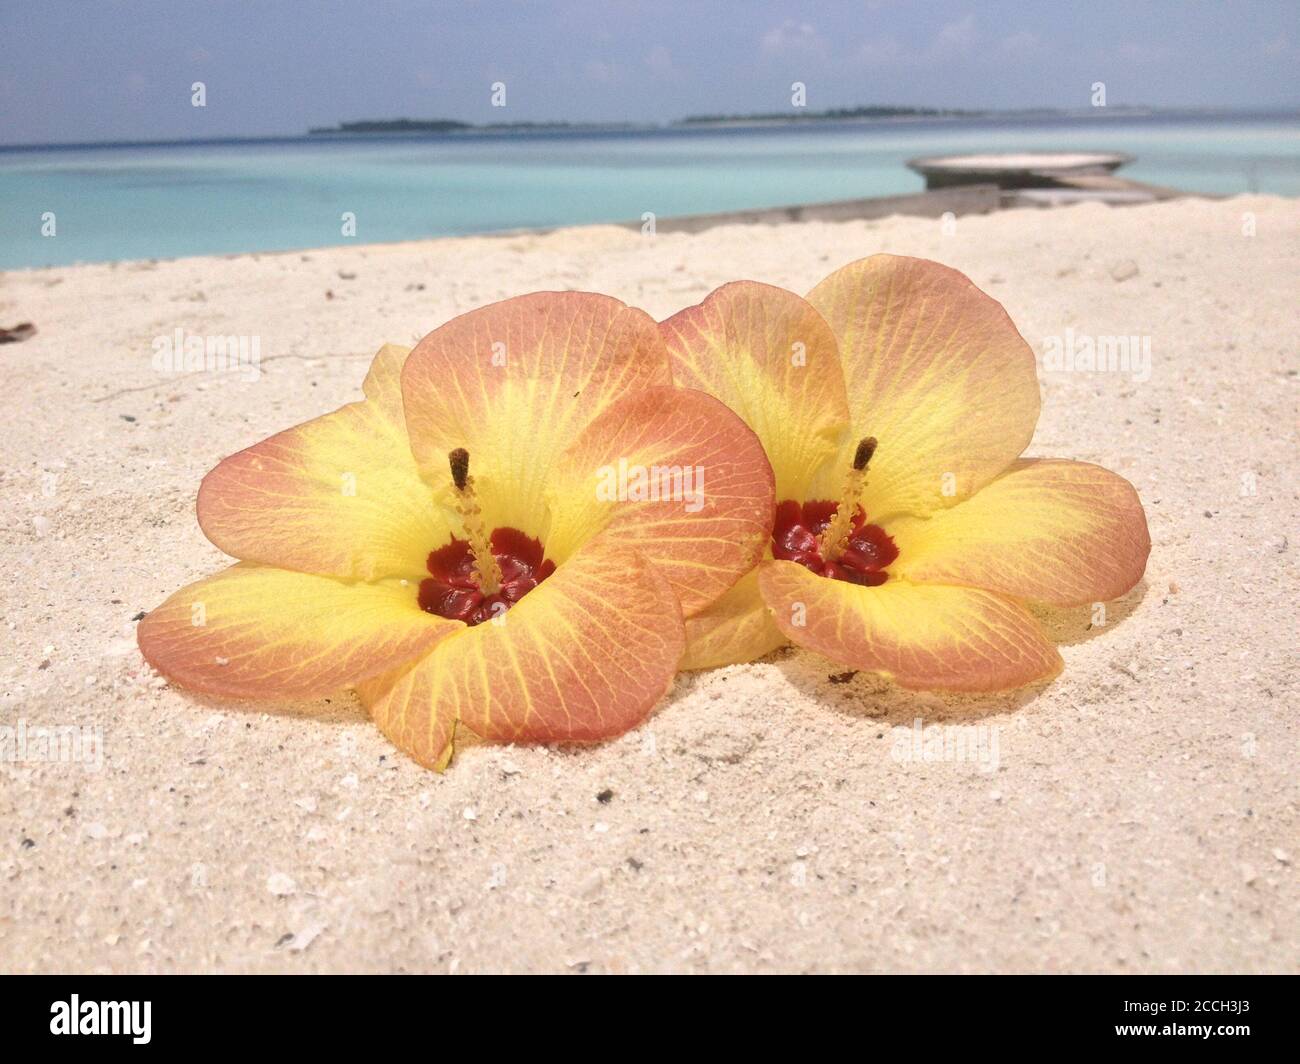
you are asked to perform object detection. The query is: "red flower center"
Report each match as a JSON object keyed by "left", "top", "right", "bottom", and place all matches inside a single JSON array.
[
  {"left": 420, "top": 527, "right": 556, "bottom": 626},
  {"left": 771, "top": 499, "right": 898, "bottom": 586}
]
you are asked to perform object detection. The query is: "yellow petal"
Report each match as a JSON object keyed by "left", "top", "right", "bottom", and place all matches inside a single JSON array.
[
  {"left": 360, "top": 538, "right": 685, "bottom": 770},
  {"left": 679, "top": 569, "right": 786, "bottom": 670},
  {"left": 400, "top": 292, "right": 671, "bottom": 541},
  {"left": 137, "top": 563, "right": 456, "bottom": 699},
  {"left": 758, "top": 561, "right": 1062, "bottom": 690},
  {"left": 889, "top": 459, "right": 1151, "bottom": 605},
  {"left": 660, "top": 281, "right": 850, "bottom": 502},
  {"left": 198, "top": 343, "right": 451, "bottom": 580},
  {"left": 806, "top": 255, "right": 1040, "bottom": 518},
  {"left": 543, "top": 385, "right": 774, "bottom": 617}
]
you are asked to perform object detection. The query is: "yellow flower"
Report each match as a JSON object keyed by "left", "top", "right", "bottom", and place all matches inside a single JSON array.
[
  {"left": 139, "top": 293, "right": 774, "bottom": 768},
  {"left": 662, "top": 255, "right": 1151, "bottom": 689}
]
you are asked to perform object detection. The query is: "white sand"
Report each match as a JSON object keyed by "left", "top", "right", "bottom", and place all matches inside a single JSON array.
[{"left": 1, "top": 195, "right": 1296, "bottom": 973}]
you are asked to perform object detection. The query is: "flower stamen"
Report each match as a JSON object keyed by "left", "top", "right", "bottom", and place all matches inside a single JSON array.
[
  {"left": 448, "top": 448, "right": 503, "bottom": 595},
  {"left": 817, "top": 436, "right": 877, "bottom": 562}
]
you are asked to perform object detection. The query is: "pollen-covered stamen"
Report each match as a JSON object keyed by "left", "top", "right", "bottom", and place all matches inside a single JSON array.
[
  {"left": 772, "top": 497, "right": 898, "bottom": 587},
  {"left": 817, "top": 436, "right": 877, "bottom": 562},
  {"left": 448, "top": 448, "right": 503, "bottom": 596}
]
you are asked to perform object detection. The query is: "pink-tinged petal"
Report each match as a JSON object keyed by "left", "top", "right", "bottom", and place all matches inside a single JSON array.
[
  {"left": 679, "top": 569, "right": 786, "bottom": 670},
  {"left": 544, "top": 385, "right": 774, "bottom": 617},
  {"left": 400, "top": 292, "right": 672, "bottom": 540},
  {"left": 889, "top": 459, "right": 1151, "bottom": 606},
  {"left": 360, "top": 538, "right": 685, "bottom": 770},
  {"left": 198, "top": 343, "right": 452, "bottom": 580},
  {"left": 806, "top": 255, "right": 1041, "bottom": 518},
  {"left": 759, "top": 562, "right": 1062, "bottom": 691},
  {"left": 138, "top": 563, "right": 456, "bottom": 699},
  {"left": 660, "top": 281, "right": 850, "bottom": 502}
]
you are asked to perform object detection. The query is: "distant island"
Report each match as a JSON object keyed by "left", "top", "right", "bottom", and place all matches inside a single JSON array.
[
  {"left": 307, "top": 104, "right": 1192, "bottom": 137},
  {"left": 676, "top": 105, "right": 981, "bottom": 125},
  {"left": 308, "top": 118, "right": 642, "bottom": 135}
]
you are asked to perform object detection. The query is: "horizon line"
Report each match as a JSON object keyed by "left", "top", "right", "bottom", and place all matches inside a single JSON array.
[{"left": 3, "top": 104, "right": 1298, "bottom": 152}]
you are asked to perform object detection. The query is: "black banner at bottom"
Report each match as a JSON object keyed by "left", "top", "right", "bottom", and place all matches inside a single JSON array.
[{"left": 0, "top": 974, "right": 1287, "bottom": 1051}]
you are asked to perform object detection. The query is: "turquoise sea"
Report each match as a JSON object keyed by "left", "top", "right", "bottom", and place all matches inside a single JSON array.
[{"left": 1, "top": 113, "right": 1297, "bottom": 269}]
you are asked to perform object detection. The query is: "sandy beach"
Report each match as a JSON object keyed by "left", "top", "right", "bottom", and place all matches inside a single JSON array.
[{"left": 1, "top": 194, "right": 1296, "bottom": 973}]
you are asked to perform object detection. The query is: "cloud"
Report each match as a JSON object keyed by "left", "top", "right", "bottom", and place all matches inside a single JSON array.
[
  {"left": 858, "top": 35, "right": 908, "bottom": 67},
  {"left": 760, "top": 20, "right": 828, "bottom": 59},
  {"left": 856, "top": 14, "right": 984, "bottom": 69},
  {"left": 1261, "top": 35, "right": 1289, "bottom": 57},
  {"left": 585, "top": 59, "right": 618, "bottom": 83},
  {"left": 644, "top": 44, "right": 675, "bottom": 78},
  {"left": 1116, "top": 41, "right": 1173, "bottom": 63},
  {"left": 932, "top": 14, "right": 980, "bottom": 58},
  {"left": 1000, "top": 30, "right": 1042, "bottom": 59}
]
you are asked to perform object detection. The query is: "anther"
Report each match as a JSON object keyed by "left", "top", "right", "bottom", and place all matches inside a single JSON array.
[
  {"left": 817, "top": 436, "right": 877, "bottom": 561},
  {"left": 853, "top": 436, "right": 877, "bottom": 472},
  {"left": 447, "top": 448, "right": 502, "bottom": 596},
  {"left": 449, "top": 447, "right": 470, "bottom": 492}
]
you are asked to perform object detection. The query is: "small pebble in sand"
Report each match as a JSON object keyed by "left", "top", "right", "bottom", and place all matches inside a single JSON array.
[
  {"left": 84, "top": 822, "right": 108, "bottom": 840},
  {"left": 1110, "top": 260, "right": 1140, "bottom": 282},
  {"left": 462, "top": 806, "right": 478, "bottom": 821},
  {"left": 693, "top": 789, "right": 709, "bottom": 804},
  {"left": 288, "top": 921, "right": 326, "bottom": 952},
  {"left": 0, "top": 322, "right": 37, "bottom": 343},
  {"left": 266, "top": 872, "right": 297, "bottom": 896},
  {"left": 1273, "top": 848, "right": 1291, "bottom": 864}
]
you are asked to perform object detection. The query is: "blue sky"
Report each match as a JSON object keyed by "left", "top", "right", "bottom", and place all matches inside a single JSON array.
[{"left": 2, "top": 0, "right": 1297, "bottom": 144}]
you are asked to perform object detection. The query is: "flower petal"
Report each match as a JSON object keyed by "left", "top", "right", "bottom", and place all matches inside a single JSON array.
[
  {"left": 889, "top": 459, "right": 1151, "bottom": 606},
  {"left": 137, "top": 563, "right": 456, "bottom": 699},
  {"left": 400, "top": 292, "right": 672, "bottom": 541},
  {"left": 660, "top": 281, "right": 850, "bottom": 502},
  {"left": 361, "top": 538, "right": 685, "bottom": 770},
  {"left": 543, "top": 385, "right": 774, "bottom": 616},
  {"left": 198, "top": 343, "right": 451, "bottom": 580},
  {"left": 679, "top": 569, "right": 786, "bottom": 670},
  {"left": 806, "top": 255, "right": 1041, "bottom": 518},
  {"left": 758, "top": 562, "right": 1062, "bottom": 690}
]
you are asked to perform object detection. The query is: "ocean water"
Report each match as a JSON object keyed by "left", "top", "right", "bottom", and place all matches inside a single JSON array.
[{"left": 1, "top": 113, "right": 1297, "bottom": 269}]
